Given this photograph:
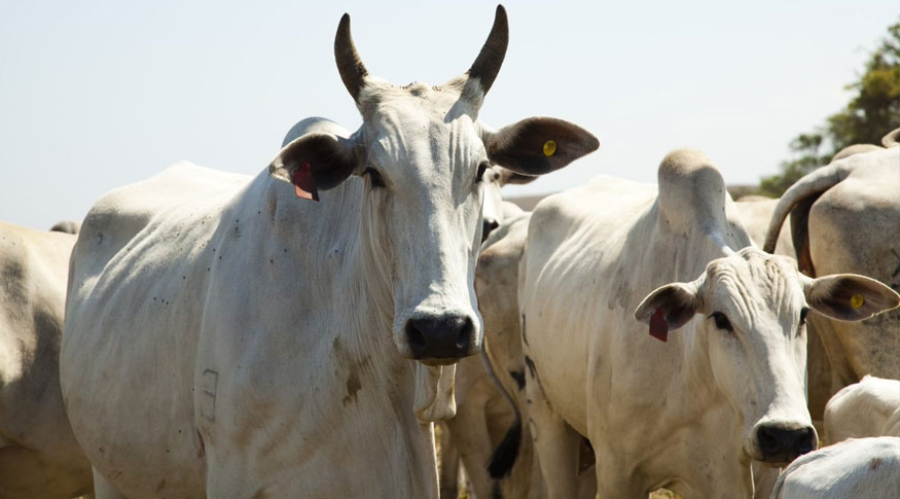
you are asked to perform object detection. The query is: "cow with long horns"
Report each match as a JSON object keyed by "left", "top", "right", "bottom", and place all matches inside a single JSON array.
[{"left": 60, "top": 6, "right": 598, "bottom": 497}]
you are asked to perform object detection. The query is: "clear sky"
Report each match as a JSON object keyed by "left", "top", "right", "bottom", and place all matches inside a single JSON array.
[{"left": 1, "top": 1, "right": 897, "bottom": 230}]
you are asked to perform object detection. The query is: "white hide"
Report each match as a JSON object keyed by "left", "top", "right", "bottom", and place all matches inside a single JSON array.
[
  {"left": 517, "top": 149, "right": 899, "bottom": 497},
  {"left": 771, "top": 437, "right": 900, "bottom": 498},
  {"left": 0, "top": 222, "right": 92, "bottom": 498}
]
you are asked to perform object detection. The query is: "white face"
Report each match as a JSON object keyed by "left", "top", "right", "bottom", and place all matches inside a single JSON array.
[
  {"left": 699, "top": 249, "right": 815, "bottom": 466},
  {"left": 270, "top": 7, "right": 600, "bottom": 366},
  {"left": 358, "top": 83, "right": 489, "bottom": 364}
]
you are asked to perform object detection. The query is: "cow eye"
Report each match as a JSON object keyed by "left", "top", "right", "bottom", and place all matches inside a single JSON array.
[
  {"left": 363, "top": 167, "right": 385, "bottom": 188},
  {"left": 709, "top": 312, "right": 734, "bottom": 332},
  {"left": 476, "top": 162, "right": 490, "bottom": 184},
  {"left": 799, "top": 308, "right": 809, "bottom": 326}
]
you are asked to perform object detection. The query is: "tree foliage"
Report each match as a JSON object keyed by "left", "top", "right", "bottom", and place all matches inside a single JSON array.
[{"left": 758, "top": 20, "right": 900, "bottom": 197}]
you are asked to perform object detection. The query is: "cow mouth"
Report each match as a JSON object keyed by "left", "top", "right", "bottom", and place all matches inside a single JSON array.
[{"left": 418, "top": 357, "right": 459, "bottom": 367}]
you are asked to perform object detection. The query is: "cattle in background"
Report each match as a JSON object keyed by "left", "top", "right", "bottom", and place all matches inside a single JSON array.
[
  {"left": 492, "top": 149, "right": 898, "bottom": 497},
  {"left": 771, "top": 436, "right": 900, "bottom": 498},
  {"left": 49, "top": 220, "right": 81, "bottom": 235},
  {"left": 825, "top": 375, "right": 900, "bottom": 444},
  {"left": 764, "top": 135, "right": 900, "bottom": 417},
  {"left": 0, "top": 222, "right": 91, "bottom": 498},
  {"left": 60, "top": 6, "right": 598, "bottom": 497},
  {"left": 439, "top": 208, "right": 545, "bottom": 499}
]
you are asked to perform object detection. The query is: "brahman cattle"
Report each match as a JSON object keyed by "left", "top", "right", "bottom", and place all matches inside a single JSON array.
[
  {"left": 0, "top": 222, "right": 91, "bottom": 498},
  {"left": 825, "top": 375, "right": 900, "bottom": 444},
  {"left": 59, "top": 6, "right": 598, "bottom": 497},
  {"left": 764, "top": 137, "right": 900, "bottom": 413},
  {"left": 493, "top": 149, "right": 898, "bottom": 497}
]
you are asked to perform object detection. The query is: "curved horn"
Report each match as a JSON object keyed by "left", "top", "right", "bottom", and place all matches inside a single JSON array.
[
  {"left": 466, "top": 5, "right": 509, "bottom": 95},
  {"left": 882, "top": 127, "right": 900, "bottom": 148},
  {"left": 334, "top": 13, "right": 369, "bottom": 103}
]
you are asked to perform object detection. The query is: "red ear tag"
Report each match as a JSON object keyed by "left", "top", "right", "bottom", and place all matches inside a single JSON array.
[
  {"left": 292, "top": 163, "right": 319, "bottom": 202},
  {"left": 649, "top": 307, "right": 668, "bottom": 342}
]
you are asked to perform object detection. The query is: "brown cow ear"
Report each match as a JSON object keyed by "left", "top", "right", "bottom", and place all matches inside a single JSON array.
[
  {"left": 634, "top": 281, "right": 702, "bottom": 342},
  {"left": 805, "top": 274, "right": 900, "bottom": 322},
  {"left": 484, "top": 117, "right": 599, "bottom": 176},
  {"left": 269, "top": 133, "right": 360, "bottom": 201}
]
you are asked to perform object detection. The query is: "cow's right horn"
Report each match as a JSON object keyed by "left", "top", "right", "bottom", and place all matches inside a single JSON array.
[{"left": 335, "top": 13, "right": 368, "bottom": 104}]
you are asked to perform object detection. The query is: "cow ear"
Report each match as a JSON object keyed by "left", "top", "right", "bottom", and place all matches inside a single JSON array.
[
  {"left": 484, "top": 117, "right": 599, "bottom": 176},
  {"left": 269, "top": 132, "right": 360, "bottom": 202},
  {"left": 805, "top": 274, "right": 900, "bottom": 322},
  {"left": 498, "top": 168, "right": 538, "bottom": 186},
  {"left": 634, "top": 281, "right": 702, "bottom": 342}
]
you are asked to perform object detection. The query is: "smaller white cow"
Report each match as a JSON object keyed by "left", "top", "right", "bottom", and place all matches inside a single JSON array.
[
  {"left": 825, "top": 375, "right": 900, "bottom": 444},
  {"left": 770, "top": 436, "right": 900, "bottom": 498},
  {"left": 502, "top": 149, "right": 900, "bottom": 497}
]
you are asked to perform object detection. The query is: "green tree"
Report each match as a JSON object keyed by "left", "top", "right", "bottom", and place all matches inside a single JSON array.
[{"left": 759, "top": 20, "right": 900, "bottom": 197}]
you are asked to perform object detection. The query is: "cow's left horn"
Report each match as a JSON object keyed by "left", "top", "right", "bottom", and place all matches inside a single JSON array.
[
  {"left": 335, "top": 13, "right": 368, "bottom": 104},
  {"left": 466, "top": 5, "right": 509, "bottom": 95}
]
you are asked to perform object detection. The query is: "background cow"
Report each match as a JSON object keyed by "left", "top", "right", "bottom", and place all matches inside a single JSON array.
[
  {"left": 764, "top": 141, "right": 900, "bottom": 417},
  {"left": 0, "top": 222, "right": 92, "bottom": 498},
  {"left": 770, "top": 436, "right": 900, "bottom": 498},
  {"left": 60, "top": 6, "right": 598, "bottom": 498},
  {"left": 824, "top": 375, "right": 900, "bottom": 444}
]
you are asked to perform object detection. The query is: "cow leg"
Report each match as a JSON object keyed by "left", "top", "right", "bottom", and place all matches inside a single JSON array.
[
  {"left": 526, "top": 381, "right": 581, "bottom": 497},
  {"left": 446, "top": 397, "right": 493, "bottom": 499},
  {"left": 91, "top": 468, "right": 128, "bottom": 499},
  {"left": 438, "top": 422, "right": 460, "bottom": 498}
]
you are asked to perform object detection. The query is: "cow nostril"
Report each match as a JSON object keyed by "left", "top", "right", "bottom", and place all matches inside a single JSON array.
[
  {"left": 757, "top": 426, "right": 780, "bottom": 455},
  {"left": 456, "top": 318, "right": 474, "bottom": 350},
  {"left": 406, "top": 322, "right": 427, "bottom": 357},
  {"left": 796, "top": 427, "right": 816, "bottom": 454}
]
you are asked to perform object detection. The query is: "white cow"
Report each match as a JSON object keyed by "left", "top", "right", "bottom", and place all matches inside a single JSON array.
[
  {"left": 824, "top": 375, "right": 900, "bottom": 444},
  {"left": 439, "top": 208, "right": 541, "bottom": 499},
  {"left": 0, "top": 222, "right": 92, "bottom": 498},
  {"left": 60, "top": 7, "right": 599, "bottom": 498},
  {"left": 764, "top": 140, "right": 900, "bottom": 413},
  {"left": 496, "top": 149, "right": 899, "bottom": 497},
  {"left": 770, "top": 436, "right": 900, "bottom": 498}
]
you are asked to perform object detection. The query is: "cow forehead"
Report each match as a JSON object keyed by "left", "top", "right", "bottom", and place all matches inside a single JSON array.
[{"left": 705, "top": 248, "right": 805, "bottom": 320}]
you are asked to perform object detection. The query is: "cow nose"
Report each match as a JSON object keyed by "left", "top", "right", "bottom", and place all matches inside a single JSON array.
[
  {"left": 405, "top": 314, "right": 475, "bottom": 361},
  {"left": 756, "top": 424, "right": 817, "bottom": 464},
  {"left": 482, "top": 219, "right": 500, "bottom": 243}
]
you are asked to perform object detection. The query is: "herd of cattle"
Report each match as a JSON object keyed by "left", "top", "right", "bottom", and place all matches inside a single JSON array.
[{"left": 2, "top": 5, "right": 900, "bottom": 499}]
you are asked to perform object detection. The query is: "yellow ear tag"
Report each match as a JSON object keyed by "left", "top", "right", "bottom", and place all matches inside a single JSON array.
[
  {"left": 850, "top": 294, "right": 865, "bottom": 309},
  {"left": 543, "top": 140, "right": 557, "bottom": 157}
]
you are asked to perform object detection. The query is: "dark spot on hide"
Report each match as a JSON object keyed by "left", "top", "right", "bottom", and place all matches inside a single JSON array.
[
  {"left": 196, "top": 430, "right": 206, "bottom": 459},
  {"left": 343, "top": 370, "right": 362, "bottom": 406},
  {"left": 870, "top": 457, "right": 882, "bottom": 470},
  {"left": 509, "top": 370, "right": 526, "bottom": 391},
  {"left": 156, "top": 479, "right": 166, "bottom": 493},
  {"left": 521, "top": 314, "right": 528, "bottom": 346}
]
